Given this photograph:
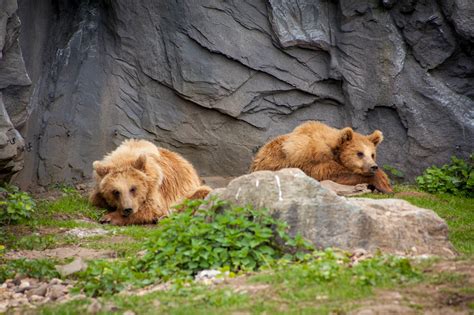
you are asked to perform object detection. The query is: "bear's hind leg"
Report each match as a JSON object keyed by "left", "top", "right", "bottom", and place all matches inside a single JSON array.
[{"left": 187, "top": 185, "right": 212, "bottom": 200}]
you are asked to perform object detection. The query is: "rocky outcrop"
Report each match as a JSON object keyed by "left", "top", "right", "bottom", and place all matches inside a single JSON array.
[
  {"left": 0, "top": 0, "right": 30, "bottom": 182},
  {"left": 0, "top": 0, "right": 473, "bottom": 187},
  {"left": 208, "top": 169, "right": 455, "bottom": 257}
]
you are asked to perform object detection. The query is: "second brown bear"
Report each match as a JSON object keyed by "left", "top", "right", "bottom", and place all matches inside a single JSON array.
[{"left": 250, "top": 121, "right": 393, "bottom": 193}]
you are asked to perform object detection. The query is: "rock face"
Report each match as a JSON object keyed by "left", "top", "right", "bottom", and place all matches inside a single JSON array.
[
  {"left": 0, "top": 0, "right": 30, "bottom": 182},
  {"left": 0, "top": 0, "right": 473, "bottom": 186},
  {"left": 209, "top": 169, "right": 455, "bottom": 257}
]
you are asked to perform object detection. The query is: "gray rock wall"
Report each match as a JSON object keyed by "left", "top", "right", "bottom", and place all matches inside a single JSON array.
[{"left": 1, "top": 0, "right": 473, "bottom": 187}]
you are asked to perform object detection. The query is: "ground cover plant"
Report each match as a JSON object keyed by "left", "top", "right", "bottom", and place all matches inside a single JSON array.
[
  {"left": 0, "top": 184, "right": 36, "bottom": 225},
  {"left": 416, "top": 154, "right": 474, "bottom": 197}
]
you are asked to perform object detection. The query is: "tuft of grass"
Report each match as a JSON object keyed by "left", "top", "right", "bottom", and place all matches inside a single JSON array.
[
  {"left": 0, "top": 258, "right": 60, "bottom": 283},
  {"left": 1, "top": 232, "right": 77, "bottom": 251},
  {"left": 35, "top": 193, "right": 104, "bottom": 222}
]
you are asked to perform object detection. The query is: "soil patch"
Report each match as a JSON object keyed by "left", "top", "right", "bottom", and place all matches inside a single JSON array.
[
  {"left": 350, "top": 259, "right": 474, "bottom": 314},
  {"left": 5, "top": 247, "right": 116, "bottom": 260}
]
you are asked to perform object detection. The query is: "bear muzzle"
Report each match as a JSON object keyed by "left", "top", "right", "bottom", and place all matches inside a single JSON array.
[{"left": 122, "top": 208, "right": 133, "bottom": 217}]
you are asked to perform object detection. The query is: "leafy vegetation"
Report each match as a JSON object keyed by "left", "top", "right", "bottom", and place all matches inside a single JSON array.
[
  {"left": 0, "top": 184, "right": 36, "bottom": 225},
  {"left": 0, "top": 259, "right": 60, "bottom": 283},
  {"left": 75, "top": 199, "right": 312, "bottom": 296},
  {"left": 416, "top": 155, "right": 474, "bottom": 196}
]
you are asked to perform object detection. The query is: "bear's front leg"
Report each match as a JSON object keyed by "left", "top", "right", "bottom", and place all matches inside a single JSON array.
[
  {"left": 99, "top": 211, "right": 129, "bottom": 226},
  {"left": 369, "top": 169, "right": 393, "bottom": 193}
]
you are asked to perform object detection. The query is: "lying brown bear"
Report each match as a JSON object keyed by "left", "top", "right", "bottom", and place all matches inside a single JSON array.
[
  {"left": 250, "top": 121, "right": 393, "bottom": 193},
  {"left": 90, "top": 139, "right": 211, "bottom": 225}
]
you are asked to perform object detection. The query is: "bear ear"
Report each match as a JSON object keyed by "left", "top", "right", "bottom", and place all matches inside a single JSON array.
[
  {"left": 93, "top": 161, "right": 110, "bottom": 177},
  {"left": 368, "top": 130, "right": 383, "bottom": 146},
  {"left": 338, "top": 127, "right": 353, "bottom": 146},
  {"left": 132, "top": 154, "right": 147, "bottom": 172}
]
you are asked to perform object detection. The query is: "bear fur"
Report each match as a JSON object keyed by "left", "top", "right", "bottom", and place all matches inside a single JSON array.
[
  {"left": 250, "top": 121, "right": 393, "bottom": 193},
  {"left": 90, "top": 139, "right": 211, "bottom": 225}
]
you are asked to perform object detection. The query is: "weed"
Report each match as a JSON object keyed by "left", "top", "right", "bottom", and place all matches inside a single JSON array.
[
  {"left": 416, "top": 155, "right": 474, "bottom": 196},
  {"left": 0, "top": 184, "right": 36, "bottom": 225},
  {"left": 0, "top": 259, "right": 60, "bottom": 283}
]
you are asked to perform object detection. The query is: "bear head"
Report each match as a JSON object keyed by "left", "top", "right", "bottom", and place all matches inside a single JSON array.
[
  {"left": 93, "top": 155, "right": 153, "bottom": 218},
  {"left": 337, "top": 128, "right": 384, "bottom": 176}
]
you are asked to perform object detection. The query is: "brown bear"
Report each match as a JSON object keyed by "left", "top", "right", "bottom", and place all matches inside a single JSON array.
[
  {"left": 90, "top": 139, "right": 212, "bottom": 225},
  {"left": 250, "top": 121, "right": 393, "bottom": 193}
]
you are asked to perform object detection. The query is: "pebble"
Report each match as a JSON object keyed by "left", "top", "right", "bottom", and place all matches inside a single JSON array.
[
  {"left": 47, "top": 285, "right": 67, "bottom": 300},
  {"left": 26, "top": 284, "right": 48, "bottom": 297}
]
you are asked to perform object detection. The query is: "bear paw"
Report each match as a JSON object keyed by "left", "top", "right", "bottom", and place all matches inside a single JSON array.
[
  {"left": 99, "top": 212, "right": 128, "bottom": 226},
  {"left": 372, "top": 170, "right": 394, "bottom": 194}
]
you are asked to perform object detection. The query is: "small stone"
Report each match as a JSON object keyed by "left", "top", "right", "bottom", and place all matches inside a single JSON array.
[
  {"left": 12, "top": 293, "right": 23, "bottom": 299},
  {"left": 15, "top": 280, "right": 31, "bottom": 293},
  {"left": 87, "top": 299, "right": 102, "bottom": 313},
  {"left": 123, "top": 311, "right": 136, "bottom": 315},
  {"left": 56, "top": 257, "right": 88, "bottom": 277},
  {"left": 46, "top": 284, "right": 67, "bottom": 300},
  {"left": 29, "top": 295, "right": 45, "bottom": 303},
  {"left": 26, "top": 284, "right": 48, "bottom": 297},
  {"left": 0, "top": 301, "right": 8, "bottom": 313},
  {"left": 49, "top": 278, "right": 62, "bottom": 285},
  {"left": 76, "top": 184, "right": 87, "bottom": 191}
]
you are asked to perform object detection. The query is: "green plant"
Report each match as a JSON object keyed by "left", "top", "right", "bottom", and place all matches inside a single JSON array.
[
  {"left": 72, "top": 260, "right": 152, "bottom": 297},
  {"left": 0, "top": 259, "right": 60, "bottom": 283},
  {"left": 138, "top": 199, "right": 311, "bottom": 279},
  {"left": 416, "top": 155, "right": 474, "bottom": 196},
  {"left": 0, "top": 184, "right": 36, "bottom": 225},
  {"left": 76, "top": 198, "right": 312, "bottom": 296}
]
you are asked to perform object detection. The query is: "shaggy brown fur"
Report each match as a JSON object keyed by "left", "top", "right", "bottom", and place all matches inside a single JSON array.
[
  {"left": 250, "top": 121, "right": 393, "bottom": 193},
  {"left": 90, "top": 139, "right": 212, "bottom": 225}
]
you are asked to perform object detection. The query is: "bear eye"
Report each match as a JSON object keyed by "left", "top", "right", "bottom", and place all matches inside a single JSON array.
[
  {"left": 112, "top": 190, "right": 120, "bottom": 198},
  {"left": 371, "top": 154, "right": 375, "bottom": 158},
  {"left": 357, "top": 152, "right": 364, "bottom": 158},
  {"left": 130, "top": 186, "right": 137, "bottom": 193}
]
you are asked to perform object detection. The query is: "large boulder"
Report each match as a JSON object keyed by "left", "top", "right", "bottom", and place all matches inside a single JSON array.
[{"left": 208, "top": 169, "right": 455, "bottom": 257}]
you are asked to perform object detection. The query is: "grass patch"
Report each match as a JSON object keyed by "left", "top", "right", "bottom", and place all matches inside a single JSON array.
[
  {"left": 35, "top": 193, "right": 104, "bottom": 222},
  {"left": 1, "top": 232, "right": 77, "bottom": 251},
  {"left": 0, "top": 258, "right": 60, "bottom": 283}
]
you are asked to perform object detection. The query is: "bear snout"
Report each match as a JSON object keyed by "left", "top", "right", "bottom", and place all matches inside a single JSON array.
[
  {"left": 370, "top": 165, "right": 379, "bottom": 172},
  {"left": 123, "top": 208, "right": 133, "bottom": 217}
]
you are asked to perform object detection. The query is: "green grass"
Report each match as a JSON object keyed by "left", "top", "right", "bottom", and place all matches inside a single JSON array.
[
  {"left": 35, "top": 193, "right": 104, "bottom": 221},
  {"left": 0, "top": 232, "right": 77, "bottom": 251},
  {"left": 356, "top": 186, "right": 474, "bottom": 256}
]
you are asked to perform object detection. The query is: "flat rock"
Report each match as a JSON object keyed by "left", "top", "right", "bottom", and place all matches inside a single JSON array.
[
  {"left": 65, "top": 228, "right": 108, "bottom": 239},
  {"left": 55, "top": 257, "right": 88, "bottom": 277},
  {"left": 208, "top": 169, "right": 455, "bottom": 257}
]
